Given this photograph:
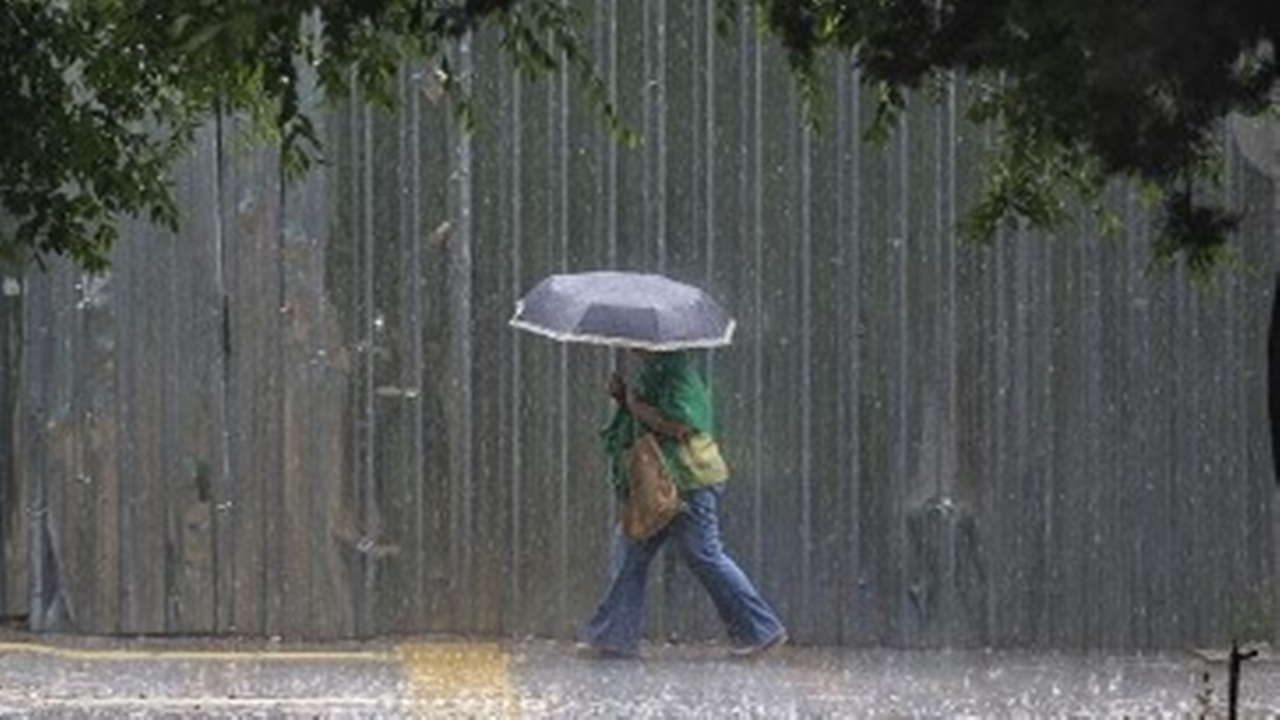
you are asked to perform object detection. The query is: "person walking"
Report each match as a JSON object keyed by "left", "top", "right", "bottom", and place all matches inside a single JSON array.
[{"left": 580, "top": 349, "right": 787, "bottom": 658}]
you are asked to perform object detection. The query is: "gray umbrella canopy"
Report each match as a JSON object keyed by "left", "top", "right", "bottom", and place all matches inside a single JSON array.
[{"left": 510, "top": 271, "right": 736, "bottom": 350}]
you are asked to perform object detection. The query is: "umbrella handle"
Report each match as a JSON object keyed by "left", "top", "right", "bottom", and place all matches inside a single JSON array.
[{"left": 608, "top": 372, "right": 627, "bottom": 403}]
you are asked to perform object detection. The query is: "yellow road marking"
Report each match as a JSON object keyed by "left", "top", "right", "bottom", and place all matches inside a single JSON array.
[
  {"left": 0, "top": 640, "right": 393, "bottom": 663},
  {"left": 0, "top": 639, "right": 519, "bottom": 714},
  {"left": 397, "top": 642, "right": 516, "bottom": 716},
  {"left": 2, "top": 696, "right": 398, "bottom": 711}
]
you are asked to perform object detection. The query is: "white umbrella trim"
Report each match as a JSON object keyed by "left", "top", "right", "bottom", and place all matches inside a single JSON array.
[{"left": 508, "top": 313, "right": 736, "bottom": 351}]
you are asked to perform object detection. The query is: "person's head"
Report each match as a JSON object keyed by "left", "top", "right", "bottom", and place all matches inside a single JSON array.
[{"left": 630, "top": 349, "right": 685, "bottom": 369}]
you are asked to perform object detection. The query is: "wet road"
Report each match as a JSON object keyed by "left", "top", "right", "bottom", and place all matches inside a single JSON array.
[{"left": 0, "top": 633, "right": 1276, "bottom": 717}]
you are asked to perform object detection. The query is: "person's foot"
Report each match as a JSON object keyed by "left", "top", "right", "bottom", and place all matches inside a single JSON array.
[
  {"left": 729, "top": 631, "right": 787, "bottom": 659},
  {"left": 574, "top": 641, "right": 638, "bottom": 659}
]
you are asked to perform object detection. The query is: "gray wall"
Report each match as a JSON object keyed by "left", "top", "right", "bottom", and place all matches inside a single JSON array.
[{"left": 8, "top": 1, "right": 1279, "bottom": 649}]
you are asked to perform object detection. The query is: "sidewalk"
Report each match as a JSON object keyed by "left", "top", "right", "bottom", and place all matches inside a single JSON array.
[{"left": 0, "top": 631, "right": 1277, "bottom": 718}]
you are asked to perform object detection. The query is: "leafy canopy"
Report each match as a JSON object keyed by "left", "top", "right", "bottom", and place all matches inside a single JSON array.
[
  {"left": 0, "top": 0, "right": 623, "bottom": 271},
  {"left": 756, "top": 0, "right": 1280, "bottom": 274},
  {"left": 1, "top": 0, "right": 1277, "bottom": 273}
]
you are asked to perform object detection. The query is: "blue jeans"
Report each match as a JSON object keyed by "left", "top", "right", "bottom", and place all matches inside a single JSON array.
[{"left": 583, "top": 488, "right": 786, "bottom": 655}]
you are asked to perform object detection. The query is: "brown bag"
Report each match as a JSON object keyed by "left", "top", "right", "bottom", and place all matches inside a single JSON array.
[{"left": 620, "top": 433, "right": 683, "bottom": 540}]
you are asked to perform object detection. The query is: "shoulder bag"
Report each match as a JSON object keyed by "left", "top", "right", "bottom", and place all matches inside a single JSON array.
[{"left": 620, "top": 433, "right": 683, "bottom": 540}]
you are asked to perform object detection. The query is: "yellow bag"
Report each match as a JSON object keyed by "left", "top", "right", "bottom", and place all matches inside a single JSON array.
[
  {"left": 678, "top": 433, "right": 730, "bottom": 486},
  {"left": 620, "top": 433, "right": 683, "bottom": 541}
]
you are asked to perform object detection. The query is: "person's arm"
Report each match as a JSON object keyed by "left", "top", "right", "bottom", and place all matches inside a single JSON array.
[{"left": 625, "top": 389, "right": 691, "bottom": 442}]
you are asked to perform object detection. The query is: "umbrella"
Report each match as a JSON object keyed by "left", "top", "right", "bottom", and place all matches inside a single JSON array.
[{"left": 509, "top": 271, "right": 735, "bottom": 351}]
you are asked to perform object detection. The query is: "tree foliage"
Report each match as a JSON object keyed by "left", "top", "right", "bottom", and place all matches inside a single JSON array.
[
  {"left": 1, "top": 0, "right": 1278, "bottom": 272},
  {"left": 1, "top": 2, "right": 195, "bottom": 270},
  {"left": 755, "top": 0, "right": 1280, "bottom": 272},
  {"left": 0, "top": 0, "right": 623, "bottom": 271}
]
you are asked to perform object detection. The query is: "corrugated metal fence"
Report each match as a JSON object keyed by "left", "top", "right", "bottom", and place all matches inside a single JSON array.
[{"left": 4, "top": 1, "right": 1279, "bottom": 649}]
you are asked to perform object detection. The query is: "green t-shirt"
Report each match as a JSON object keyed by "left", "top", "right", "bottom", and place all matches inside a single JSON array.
[{"left": 601, "top": 351, "right": 718, "bottom": 498}]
